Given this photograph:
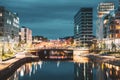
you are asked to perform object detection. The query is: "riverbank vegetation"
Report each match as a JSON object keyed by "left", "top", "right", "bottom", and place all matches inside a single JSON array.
[{"left": 1, "top": 50, "right": 15, "bottom": 61}]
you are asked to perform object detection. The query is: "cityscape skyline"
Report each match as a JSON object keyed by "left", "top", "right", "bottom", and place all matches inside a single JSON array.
[
  {"left": 0, "top": 1, "right": 120, "bottom": 79},
  {"left": 0, "top": 0, "right": 118, "bottom": 39}
]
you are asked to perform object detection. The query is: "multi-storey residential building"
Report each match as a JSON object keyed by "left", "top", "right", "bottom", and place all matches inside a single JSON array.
[
  {"left": 109, "top": 1, "right": 120, "bottom": 39},
  {"left": 19, "top": 26, "right": 32, "bottom": 44},
  {"left": 102, "top": 1, "right": 120, "bottom": 39},
  {"left": 101, "top": 1, "right": 120, "bottom": 50},
  {"left": 109, "top": 15, "right": 118, "bottom": 38},
  {"left": 0, "top": 6, "right": 19, "bottom": 42},
  {"left": 0, "top": 6, "right": 19, "bottom": 58},
  {"left": 97, "top": 2, "right": 114, "bottom": 39},
  {"left": 74, "top": 8, "right": 93, "bottom": 46}
]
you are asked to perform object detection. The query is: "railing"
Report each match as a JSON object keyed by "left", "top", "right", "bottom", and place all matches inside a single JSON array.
[{"left": 28, "top": 47, "right": 74, "bottom": 51}]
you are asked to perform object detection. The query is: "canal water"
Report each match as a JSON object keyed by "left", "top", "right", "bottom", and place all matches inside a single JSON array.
[{"left": 7, "top": 58, "right": 120, "bottom": 80}]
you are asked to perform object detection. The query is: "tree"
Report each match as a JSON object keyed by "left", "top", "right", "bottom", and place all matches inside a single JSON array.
[{"left": 111, "top": 41, "right": 116, "bottom": 51}]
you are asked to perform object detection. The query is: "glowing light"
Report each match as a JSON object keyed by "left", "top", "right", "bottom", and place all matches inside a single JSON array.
[
  {"left": 20, "top": 69, "right": 24, "bottom": 77},
  {"left": 38, "top": 61, "right": 42, "bottom": 69},
  {"left": 77, "top": 71, "right": 79, "bottom": 77},
  {"left": 57, "top": 61, "right": 60, "bottom": 68},
  {"left": 108, "top": 64, "right": 113, "bottom": 69},
  {"left": 116, "top": 66, "right": 119, "bottom": 71},
  {"left": 0, "top": 13, "right": 2, "bottom": 16},
  {"left": 73, "top": 56, "right": 89, "bottom": 63},
  {"left": 101, "top": 63, "right": 104, "bottom": 70},
  {"left": 29, "top": 67, "right": 32, "bottom": 76}
]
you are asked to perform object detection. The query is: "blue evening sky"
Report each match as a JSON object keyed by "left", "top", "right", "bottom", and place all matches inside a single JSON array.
[{"left": 0, "top": 0, "right": 118, "bottom": 39}]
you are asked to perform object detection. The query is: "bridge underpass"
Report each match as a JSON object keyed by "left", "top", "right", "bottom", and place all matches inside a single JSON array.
[{"left": 30, "top": 49, "right": 73, "bottom": 60}]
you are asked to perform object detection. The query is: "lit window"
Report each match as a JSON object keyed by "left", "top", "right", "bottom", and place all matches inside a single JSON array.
[
  {"left": 7, "top": 19, "right": 11, "bottom": 24},
  {"left": 0, "top": 13, "right": 2, "bottom": 16}
]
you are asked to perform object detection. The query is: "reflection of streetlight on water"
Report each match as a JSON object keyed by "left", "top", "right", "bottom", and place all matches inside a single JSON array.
[{"left": 84, "top": 35, "right": 85, "bottom": 47}]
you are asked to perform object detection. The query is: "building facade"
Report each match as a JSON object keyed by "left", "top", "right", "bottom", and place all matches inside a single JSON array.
[
  {"left": 0, "top": 6, "right": 19, "bottom": 42},
  {"left": 74, "top": 8, "right": 93, "bottom": 46},
  {"left": 97, "top": 2, "right": 114, "bottom": 39},
  {"left": 19, "top": 26, "right": 32, "bottom": 44},
  {"left": 97, "top": 2, "right": 114, "bottom": 18},
  {"left": 109, "top": 3, "right": 120, "bottom": 39},
  {"left": 99, "top": 1, "right": 120, "bottom": 50},
  {"left": 0, "top": 6, "right": 19, "bottom": 59}
]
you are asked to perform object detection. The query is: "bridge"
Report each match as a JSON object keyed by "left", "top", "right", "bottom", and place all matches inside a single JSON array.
[
  {"left": 28, "top": 47, "right": 73, "bottom": 60},
  {"left": 29, "top": 47, "right": 73, "bottom": 50}
]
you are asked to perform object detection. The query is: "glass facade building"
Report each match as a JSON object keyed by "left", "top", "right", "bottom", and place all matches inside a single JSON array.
[
  {"left": 74, "top": 8, "right": 93, "bottom": 46},
  {"left": 0, "top": 6, "right": 19, "bottom": 60},
  {"left": 97, "top": 3, "right": 114, "bottom": 39},
  {"left": 0, "top": 6, "right": 19, "bottom": 42}
]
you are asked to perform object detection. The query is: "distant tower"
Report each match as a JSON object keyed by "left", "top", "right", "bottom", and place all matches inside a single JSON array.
[{"left": 97, "top": 2, "right": 114, "bottom": 39}]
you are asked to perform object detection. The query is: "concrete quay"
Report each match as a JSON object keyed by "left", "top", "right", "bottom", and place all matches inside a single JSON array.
[
  {"left": 86, "top": 53, "right": 120, "bottom": 66},
  {"left": 0, "top": 52, "right": 39, "bottom": 80}
]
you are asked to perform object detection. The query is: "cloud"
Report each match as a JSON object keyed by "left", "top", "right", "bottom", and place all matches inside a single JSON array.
[
  {"left": 24, "top": 20, "right": 73, "bottom": 39},
  {"left": 0, "top": 0, "right": 118, "bottom": 39}
]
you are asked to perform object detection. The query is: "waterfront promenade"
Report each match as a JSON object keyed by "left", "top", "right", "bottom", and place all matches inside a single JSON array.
[
  {"left": 0, "top": 51, "right": 38, "bottom": 71},
  {"left": 86, "top": 53, "right": 120, "bottom": 66},
  {"left": 0, "top": 51, "right": 120, "bottom": 72}
]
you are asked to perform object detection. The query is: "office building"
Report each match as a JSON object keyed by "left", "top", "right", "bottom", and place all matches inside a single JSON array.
[
  {"left": 0, "top": 6, "right": 19, "bottom": 57},
  {"left": 74, "top": 8, "right": 93, "bottom": 46},
  {"left": 0, "top": 6, "right": 19, "bottom": 42}
]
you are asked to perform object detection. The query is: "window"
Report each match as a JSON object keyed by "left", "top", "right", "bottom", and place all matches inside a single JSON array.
[{"left": 7, "top": 19, "right": 11, "bottom": 25}]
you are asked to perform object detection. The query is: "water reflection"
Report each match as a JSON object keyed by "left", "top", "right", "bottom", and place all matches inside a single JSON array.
[
  {"left": 74, "top": 57, "right": 120, "bottom": 80},
  {"left": 74, "top": 62, "right": 93, "bottom": 80},
  {"left": 8, "top": 61, "right": 74, "bottom": 80},
  {"left": 7, "top": 57, "right": 120, "bottom": 80}
]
